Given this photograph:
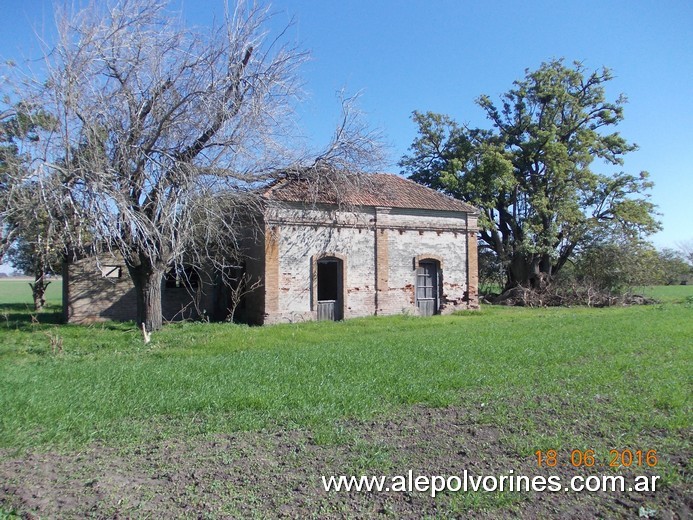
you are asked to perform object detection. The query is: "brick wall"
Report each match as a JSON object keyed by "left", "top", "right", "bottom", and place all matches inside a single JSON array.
[
  {"left": 64, "top": 253, "right": 137, "bottom": 323},
  {"left": 64, "top": 253, "right": 199, "bottom": 323},
  {"left": 466, "top": 232, "right": 479, "bottom": 309}
]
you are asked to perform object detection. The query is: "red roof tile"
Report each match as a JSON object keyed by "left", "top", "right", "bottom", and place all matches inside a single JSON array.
[{"left": 263, "top": 173, "right": 477, "bottom": 214}]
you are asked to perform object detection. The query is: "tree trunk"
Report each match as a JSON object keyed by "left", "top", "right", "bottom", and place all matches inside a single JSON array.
[
  {"left": 507, "top": 253, "right": 532, "bottom": 288},
  {"left": 29, "top": 273, "right": 50, "bottom": 311},
  {"left": 506, "top": 252, "right": 556, "bottom": 289},
  {"left": 128, "top": 261, "right": 165, "bottom": 332}
]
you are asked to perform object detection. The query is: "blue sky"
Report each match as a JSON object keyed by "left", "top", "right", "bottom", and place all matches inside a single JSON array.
[{"left": 1, "top": 0, "right": 691, "bottom": 264}]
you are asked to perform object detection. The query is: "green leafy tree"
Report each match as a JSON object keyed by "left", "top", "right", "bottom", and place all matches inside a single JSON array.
[
  {"left": 7, "top": 208, "right": 63, "bottom": 310},
  {"left": 2, "top": 99, "right": 60, "bottom": 308},
  {"left": 401, "top": 60, "right": 660, "bottom": 289},
  {"left": 656, "top": 247, "right": 691, "bottom": 285},
  {"left": 1, "top": 103, "right": 53, "bottom": 261},
  {"left": 573, "top": 239, "right": 661, "bottom": 293}
]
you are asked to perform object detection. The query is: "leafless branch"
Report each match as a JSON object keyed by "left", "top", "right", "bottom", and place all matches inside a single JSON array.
[{"left": 3, "top": 0, "right": 383, "bottom": 330}]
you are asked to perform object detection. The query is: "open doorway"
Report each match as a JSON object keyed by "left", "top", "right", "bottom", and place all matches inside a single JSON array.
[{"left": 316, "top": 257, "right": 343, "bottom": 320}]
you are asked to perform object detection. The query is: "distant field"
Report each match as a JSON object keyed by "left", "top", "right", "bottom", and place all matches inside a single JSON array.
[
  {"left": 0, "top": 279, "right": 689, "bottom": 307},
  {"left": 0, "top": 278, "right": 63, "bottom": 305},
  {"left": 637, "top": 284, "right": 693, "bottom": 303}
]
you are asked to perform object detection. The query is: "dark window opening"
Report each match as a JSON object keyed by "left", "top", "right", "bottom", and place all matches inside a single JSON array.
[{"left": 165, "top": 265, "right": 199, "bottom": 289}]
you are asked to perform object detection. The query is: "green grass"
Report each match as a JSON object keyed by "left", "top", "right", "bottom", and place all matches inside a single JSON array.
[
  {"left": 0, "top": 508, "right": 21, "bottom": 520},
  {"left": 0, "top": 297, "right": 690, "bottom": 453}
]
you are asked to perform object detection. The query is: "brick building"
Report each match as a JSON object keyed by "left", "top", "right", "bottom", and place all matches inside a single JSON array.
[{"left": 63, "top": 173, "right": 479, "bottom": 324}]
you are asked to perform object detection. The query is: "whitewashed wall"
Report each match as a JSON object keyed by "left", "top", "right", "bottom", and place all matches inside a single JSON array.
[
  {"left": 380, "top": 209, "right": 469, "bottom": 315},
  {"left": 263, "top": 203, "right": 474, "bottom": 323}
]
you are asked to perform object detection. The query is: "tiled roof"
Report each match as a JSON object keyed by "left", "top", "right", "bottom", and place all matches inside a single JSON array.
[{"left": 263, "top": 173, "right": 478, "bottom": 214}]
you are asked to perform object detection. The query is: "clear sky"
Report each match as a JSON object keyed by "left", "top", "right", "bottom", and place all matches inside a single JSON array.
[{"left": 1, "top": 0, "right": 691, "bottom": 264}]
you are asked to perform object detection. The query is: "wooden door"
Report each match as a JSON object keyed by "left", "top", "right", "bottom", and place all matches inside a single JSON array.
[{"left": 416, "top": 261, "right": 439, "bottom": 316}]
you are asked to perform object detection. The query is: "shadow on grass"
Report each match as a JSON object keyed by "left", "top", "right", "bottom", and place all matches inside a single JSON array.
[{"left": 0, "top": 303, "right": 63, "bottom": 329}]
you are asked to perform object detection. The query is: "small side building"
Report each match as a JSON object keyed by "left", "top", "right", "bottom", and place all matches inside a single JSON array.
[
  {"left": 63, "top": 173, "right": 479, "bottom": 324},
  {"left": 62, "top": 252, "right": 201, "bottom": 324}
]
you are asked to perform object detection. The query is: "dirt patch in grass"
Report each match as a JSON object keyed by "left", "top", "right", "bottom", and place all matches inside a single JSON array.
[{"left": 1, "top": 404, "right": 689, "bottom": 519}]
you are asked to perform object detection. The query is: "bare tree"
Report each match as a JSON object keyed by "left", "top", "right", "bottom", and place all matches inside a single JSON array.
[
  {"left": 226, "top": 271, "right": 263, "bottom": 322},
  {"left": 13, "top": 0, "right": 381, "bottom": 330}
]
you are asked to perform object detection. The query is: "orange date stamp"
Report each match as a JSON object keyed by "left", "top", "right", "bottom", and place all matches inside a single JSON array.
[{"left": 535, "top": 449, "right": 658, "bottom": 468}]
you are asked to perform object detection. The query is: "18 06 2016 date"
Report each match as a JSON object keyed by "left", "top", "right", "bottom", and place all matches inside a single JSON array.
[{"left": 535, "top": 449, "right": 658, "bottom": 468}]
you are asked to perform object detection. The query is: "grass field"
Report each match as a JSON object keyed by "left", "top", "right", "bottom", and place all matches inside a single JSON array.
[{"left": 0, "top": 283, "right": 691, "bottom": 518}]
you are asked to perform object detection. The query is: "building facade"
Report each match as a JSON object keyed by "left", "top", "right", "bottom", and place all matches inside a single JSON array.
[
  {"left": 244, "top": 173, "right": 479, "bottom": 324},
  {"left": 63, "top": 174, "right": 479, "bottom": 324}
]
